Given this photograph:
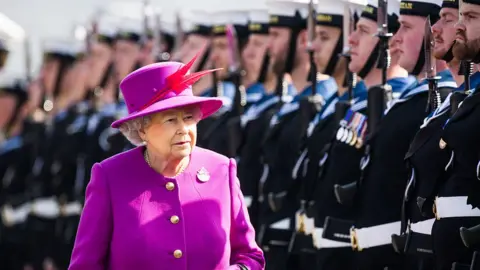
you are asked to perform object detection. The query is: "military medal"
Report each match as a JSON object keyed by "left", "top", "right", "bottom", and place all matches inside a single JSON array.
[
  {"left": 336, "top": 127, "right": 345, "bottom": 141},
  {"left": 349, "top": 130, "right": 357, "bottom": 146},
  {"left": 346, "top": 129, "right": 353, "bottom": 144},
  {"left": 197, "top": 167, "right": 210, "bottom": 182},
  {"left": 341, "top": 128, "right": 349, "bottom": 143},
  {"left": 439, "top": 138, "right": 447, "bottom": 149}
]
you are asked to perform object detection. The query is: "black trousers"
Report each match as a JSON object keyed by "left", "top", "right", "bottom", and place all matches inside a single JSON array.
[
  {"left": 432, "top": 217, "right": 480, "bottom": 270},
  {"left": 0, "top": 226, "right": 28, "bottom": 270},
  {"left": 353, "top": 245, "right": 408, "bottom": 270},
  {"left": 317, "top": 248, "right": 354, "bottom": 270}
]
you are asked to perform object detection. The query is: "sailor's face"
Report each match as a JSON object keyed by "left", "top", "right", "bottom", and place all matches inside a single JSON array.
[
  {"left": 0, "top": 94, "right": 16, "bottom": 129},
  {"left": 313, "top": 25, "right": 341, "bottom": 74},
  {"left": 432, "top": 8, "right": 459, "bottom": 60},
  {"left": 268, "top": 26, "right": 290, "bottom": 75},
  {"left": 210, "top": 36, "right": 230, "bottom": 79},
  {"left": 87, "top": 41, "right": 113, "bottom": 89},
  {"left": 114, "top": 39, "right": 141, "bottom": 80},
  {"left": 178, "top": 34, "right": 210, "bottom": 71},
  {"left": 242, "top": 34, "right": 269, "bottom": 79},
  {"left": 39, "top": 58, "right": 59, "bottom": 94},
  {"left": 453, "top": 2, "right": 480, "bottom": 61},
  {"left": 392, "top": 15, "right": 426, "bottom": 73},
  {"left": 348, "top": 18, "right": 379, "bottom": 75}
]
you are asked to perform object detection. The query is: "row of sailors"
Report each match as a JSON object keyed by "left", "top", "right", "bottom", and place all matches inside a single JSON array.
[{"left": 2, "top": 0, "right": 480, "bottom": 270}]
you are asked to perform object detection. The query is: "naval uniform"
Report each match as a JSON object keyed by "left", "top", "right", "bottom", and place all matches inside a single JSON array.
[
  {"left": 432, "top": 73, "right": 480, "bottom": 269},
  {"left": 311, "top": 77, "right": 414, "bottom": 270},
  {"left": 25, "top": 102, "right": 85, "bottom": 269},
  {"left": 286, "top": 82, "right": 366, "bottom": 270},
  {"left": 196, "top": 81, "right": 237, "bottom": 156},
  {"left": 401, "top": 73, "right": 480, "bottom": 269},
  {"left": 0, "top": 135, "right": 33, "bottom": 270},
  {"left": 234, "top": 84, "right": 284, "bottom": 229},
  {"left": 353, "top": 72, "right": 456, "bottom": 270},
  {"left": 258, "top": 78, "right": 338, "bottom": 270}
]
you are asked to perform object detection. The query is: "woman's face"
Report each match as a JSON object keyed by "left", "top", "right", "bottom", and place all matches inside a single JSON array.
[{"left": 143, "top": 105, "right": 201, "bottom": 160}]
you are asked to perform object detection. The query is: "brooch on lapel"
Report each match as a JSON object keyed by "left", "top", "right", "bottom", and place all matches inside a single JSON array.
[{"left": 196, "top": 167, "right": 210, "bottom": 182}]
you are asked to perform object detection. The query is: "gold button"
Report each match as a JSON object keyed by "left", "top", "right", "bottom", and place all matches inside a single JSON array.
[
  {"left": 166, "top": 182, "right": 175, "bottom": 191},
  {"left": 170, "top": 215, "right": 180, "bottom": 224},
  {"left": 173, "top": 249, "right": 182, "bottom": 258}
]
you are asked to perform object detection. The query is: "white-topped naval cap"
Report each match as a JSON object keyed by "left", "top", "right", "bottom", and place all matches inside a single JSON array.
[
  {"left": 96, "top": 15, "right": 120, "bottom": 38},
  {"left": 266, "top": 0, "right": 316, "bottom": 19},
  {"left": 43, "top": 39, "right": 86, "bottom": 57},
  {"left": 342, "top": 0, "right": 368, "bottom": 15},
  {"left": 405, "top": 0, "right": 442, "bottom": 5},
  {"left": 367, "top": 0, "right": 401, "bottom": 15},
  {"left": 117, "top": 17, "right": 143, "bottom": 35},
  {"left": 211, "top": 10, "right": 249, "bottom": 26},
  {"left": 0, "top": 13, "right": 25, "bottom": 41},
  {"left": 0, "top": 71, "right": 27, "bottom": 90},
  {"left": 248, "top": 9, "right": 270, "bottom": 24},
  {"left": 317, "top": 0, "right": 345, "bottom": 15}
]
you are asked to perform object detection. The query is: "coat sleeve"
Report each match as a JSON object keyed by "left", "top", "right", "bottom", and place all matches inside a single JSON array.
[
  {"left": 228, "top": 158, "right": 265, "bottom": 270},
  {"left": 69, "top": 163, "right": 112, "bottom": 270}
]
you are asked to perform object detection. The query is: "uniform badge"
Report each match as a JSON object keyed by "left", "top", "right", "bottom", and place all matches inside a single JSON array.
[
  {"left": 439, "top": 138, "right": 447, "bottom": 149},
  {"left": 196, "top": 167, "right": 210, "bottom": 182}
]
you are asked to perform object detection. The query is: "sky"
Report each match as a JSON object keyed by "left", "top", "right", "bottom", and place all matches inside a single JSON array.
[{"left": 1, "top": 0, "right": 263, "bottom": 75}]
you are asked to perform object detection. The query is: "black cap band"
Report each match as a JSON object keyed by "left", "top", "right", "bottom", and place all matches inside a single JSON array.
[
  {"left": 115, "top": 31, "right": 142, "bottom": 43},
  {"left": 249, "top": 23, "right": 269, "bottom": 34},
  {"left": 212, "top": 24, "right": 250, "bottom": 38},
  {"left": 463, "top": 0, "right": 480, "bottom": 5},
  {"left": 400, "top": 1, "right": 441, "bottom": 23},
  {"left": 361, "top": 5, "right": 400, "bottom": 33},
  {"left": 269, "top": 11, "right": 305, "bottom": 29},
  {"left": 316, "top": 13, "right": 343, "bottom": 28},
  {"left": 442, "top": 0, "right": 459, "bottom": 8},
  {"left": 188, "top": 24, "right": 212, "bottom": 36}
]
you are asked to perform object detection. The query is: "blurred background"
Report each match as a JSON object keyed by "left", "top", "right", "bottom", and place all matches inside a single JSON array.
[{"left": 1, "top": 0, "right": 259, "bottom": 75}]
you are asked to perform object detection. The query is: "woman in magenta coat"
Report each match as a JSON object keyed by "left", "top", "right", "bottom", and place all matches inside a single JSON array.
[{"left": 68, "top": 54, "right": 265, "bottom": 270}]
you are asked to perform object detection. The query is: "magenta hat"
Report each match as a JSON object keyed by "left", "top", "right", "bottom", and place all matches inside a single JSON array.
[{"left": 111, "top": 55, "right": 223, "bottom": 128}]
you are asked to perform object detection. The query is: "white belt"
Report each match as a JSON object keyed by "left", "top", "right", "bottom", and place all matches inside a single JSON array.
[
  {"left": 314, "top": 228, "right": 351, "bottom": 249},
  {"left": 410, "top": 218, "right": 435, "bottom": 235},
  {"left": 434, "top": 196, "right": 480, "bottom": 219},
  {"left": 31, "top": 198, "right": 83, "bottom": 218},
  {"left": 244, "top": 196, "right": 253, "bottom": 208},
  {"left": 31, "top": 197, "right": 60, "bottom": 218},
  {"left": 1, "top": 203, "right": 32, "bottom": 226},
  {"left": 62, "top": 201, "right": 83, "bottom": 216},
  {"left": 270, "top": 218, "right": 290, "bottom": 230},
  {"left": 353, "top": 221, "right": 401, "bottom": 250}
]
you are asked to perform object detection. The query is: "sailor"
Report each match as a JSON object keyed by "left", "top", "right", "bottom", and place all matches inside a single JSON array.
[
  {"left": 396, "top": 0, "right": 469, "bottom": 269},
  {"left": 287, "top": 0, "right": 367, "bottom": 269},
  {"left": 256, "top": 0, "right": 342, "bottom": 268},
  {"left": 307, "top": 0, "right": 415, "bottom": 268},
  {"left": 431, "top": 0, "right": 480, "bottom": 268},
  {"left": 349, "top": 0, "right": 458, "bottom": 268},
  {"left": 241, "top": 9, "right": 271, "bottom": 106},
  {"left": 177, "top": 10, "right": 213, "bottom": 95},
  {"left": 0, "top": 73, "right": 30, "bottom": 270},
  {"left": 0, "top": 39, "right": 7, "bottom": 71},
  {"left": 23, "top": 39, "right": 87, "bottom": 270},
  {"left": 196, "top": 9, "right": 249, "bottom": 154},
  {"left": 232, "top": 7, "right": 278, "bottom": 229},
  {"left": 139, "top": 7, "right": 178, "bottom": 65},
  {"left": 83, "top": 15, "right": 119, "bottom": 183},
  {"left": 103, "top": 16, "right": 146, "bottom": 157}
]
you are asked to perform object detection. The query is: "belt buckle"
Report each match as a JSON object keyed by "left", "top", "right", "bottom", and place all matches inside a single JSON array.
[
  {"left": 350, "top": 227, "right": 362, "bottom": 252},
  {"left": 433, "top": 197, "right": 439, "bottom": 220}
]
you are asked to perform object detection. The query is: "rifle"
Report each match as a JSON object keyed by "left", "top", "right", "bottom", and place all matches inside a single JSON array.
[{"left": 424, "top": 16, "right": 441, "bottom": 112}]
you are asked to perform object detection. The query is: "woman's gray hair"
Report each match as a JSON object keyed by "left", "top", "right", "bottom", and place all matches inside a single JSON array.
[{"left": 118, "top": 116, "right": 152, "bottom": 146}]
